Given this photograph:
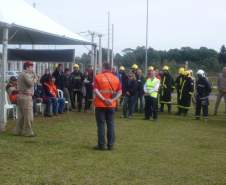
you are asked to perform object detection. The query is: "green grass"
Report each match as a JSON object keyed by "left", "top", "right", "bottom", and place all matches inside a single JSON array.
[{"left": 0, "top": 102, "right": 226, "bottom": 185}]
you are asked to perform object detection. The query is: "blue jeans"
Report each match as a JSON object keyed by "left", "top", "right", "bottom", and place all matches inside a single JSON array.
[
  {"left": 45, "top": 97, "right": 65, "bottom": 115},
  {"left": 135, "top": 95, "right": 144, "bottom": 113},
  {"left": 58, "top": 98, "right": 65, "bottom": 113},
  {"left": 45, "top": 97, "right": 58, "bottom": 115},
  {"left": 123, "top": 95, "right": 136, "bottom": 117},
  {"left": 95, "top": 108, "right": 115, "bottom": 147}
]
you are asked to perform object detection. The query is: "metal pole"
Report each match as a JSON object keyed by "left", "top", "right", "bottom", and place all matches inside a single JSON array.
[
  {"left": 107, "top": 12, "right": 110, "bottom": 64},
  {"left": 98, "top": 34, "right": 102, "bottom": 72},
  {"left": 32, "top": 2, "right": 39, "bottom": 75},
  {"left": 95, "top": 44, "right": 98, "bottom": 73},
  {"left": 145, "top": 0, "right": 149, "bottom": 76},
  {"left": 0, "top": 27, "right": 9, "bottom": 131},
  {"left": 91, "top": 32, "right": 95, "bottom": 67},
  {"left": 111, "top": 24, "right": 114, "bottom": 68},
  {"left": 93, "top": 45, "right": 97, "bottom": 77}
]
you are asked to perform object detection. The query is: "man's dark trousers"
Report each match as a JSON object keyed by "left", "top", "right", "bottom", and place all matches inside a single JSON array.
[{"left": 95, "top": 108, "right": 115, "bottom": 148}]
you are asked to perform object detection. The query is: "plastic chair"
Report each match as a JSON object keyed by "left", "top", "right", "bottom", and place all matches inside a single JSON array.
[
  {"left": 35, "top": 102, "right": 44, "bottom": 115},
  {"left": 4, "top": 91, "right": 17, "bottom": 120},
  {"left": 57, "top": 89, "right": 69, "bottom": 111}
]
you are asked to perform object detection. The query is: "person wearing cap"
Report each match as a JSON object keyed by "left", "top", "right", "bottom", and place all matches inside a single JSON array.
[
  {"left": 118, "top": 66, "right": 128, "bottom": 105},
  {"left": 14, "top": 61, "right": 37, "bottom": 137},
  {"left": 159, "top": 65, "right": 175, "bottom": 113},
  {"left": 143, "top": 67, "right": 160, "bottom": 121},
  {"left": 6, "top": 76, "right": 18, "bottom": 104},
  {"left": 70, "top": 64, "right": 84, "bottom": 111},
  {"left": 175, "top": 67, "right": 185, "bottom": 114},
  {"left": 195, "top": 70, "right": 211, "bottom": 120},
  {"left": 93, "top": 62, "right": 122, "bottom": 150},
  {"left": 131, "top": 64, "right": 139, "bottom": 78},
  {"left": 177, "top": 70, "right": 194, "bottom": 116}
]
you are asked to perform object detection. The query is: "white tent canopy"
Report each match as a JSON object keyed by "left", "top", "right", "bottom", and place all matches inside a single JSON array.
[{"left": 0, "top": 0, "right": 91, "bottom": 45}]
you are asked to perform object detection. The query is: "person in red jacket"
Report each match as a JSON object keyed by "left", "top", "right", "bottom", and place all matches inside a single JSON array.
[{"left": 6, "top": 76, "right": 18, "bottom": 104}]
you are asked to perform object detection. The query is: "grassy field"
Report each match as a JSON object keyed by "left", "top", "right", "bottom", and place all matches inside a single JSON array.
[{"left": 0, "top": 102, "right": 226, "bottom": 185}]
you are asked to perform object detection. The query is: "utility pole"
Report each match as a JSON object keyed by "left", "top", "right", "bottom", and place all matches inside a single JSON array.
[
  {"left": 0, "top": 26, "right": 9, "bottom": 131},
  {"left": 32, "top": 2, "right": 38, "bottom": 75},
  {"left": 111, "top": 24, "right": 114, "bottom": 68},
  {"left": 107, "top": 12, "right": 110, "bottom": 64},
  {"left": 90, "top": 32, "right": 95, "bottom": 68},
  {"left": 98, "top": 34, "right": 102, "bottom": 72},
  {"left": 145, "top": 0, "right": 149, "bottom": 76}
]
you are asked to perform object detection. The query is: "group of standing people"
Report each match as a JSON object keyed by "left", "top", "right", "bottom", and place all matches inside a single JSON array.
[
  {"left": 6, "top": 60, "right": 226, "bottom": 152},
  {"left": 118, "top": 63, "right": 213, "bottom": 122},
  {"left": 41, "top": 63, "right": 94, "bottom": 113}
]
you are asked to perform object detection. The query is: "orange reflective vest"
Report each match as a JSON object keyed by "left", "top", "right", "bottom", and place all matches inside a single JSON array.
[
  {"left": 94, "top": 72, "right": 121, "bottom": 108},
  {"left": 44, "top": 82, "right": 57, "bottom": 97}
]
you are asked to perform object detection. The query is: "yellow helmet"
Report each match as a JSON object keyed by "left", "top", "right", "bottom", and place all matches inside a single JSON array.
[
  {"left": 178, "top": 67, "right": 185, "bottom": 75},
  {"left": 119, "top": 66, "right": 125, "bottom": 71},
  {"left": 148, "top": 66, "right": 154, "bottom": 71},
  {"left": 163, "top": 65, "right": 169, "bottom": 71},
  {"left": 183, "top": 70, "right": 190, "bottom": 76},
  {"left": 131, "top": 64, "right": 138, "bottom": 70},
  {"left": 73, "top": 64, "right": 79, "bottom": 69}
]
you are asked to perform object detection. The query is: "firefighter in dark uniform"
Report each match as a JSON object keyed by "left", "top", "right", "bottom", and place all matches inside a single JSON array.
[
  {"left": 70, "top": 64, "right": 84, "bottom": 111},
  {"left": 118, "top": 66, "right": 128, "bottom": 105},
  {"left": 175, "top": 67, "right": 185, "bottom": 115},
  {"left": 159, "top": 65, "right": 175, "bottom": 113},
  {"left": 84, "top": 66, "right": 93, "bottom": 112},
  {"left": 177, "top": 70, "right": 194, "bottom": 116},
  {"left": 131, "top": 64, "right": 139, "bottom": 78},
  {"left": 195, "top": 70, "right": 211, "bottom": 120}
]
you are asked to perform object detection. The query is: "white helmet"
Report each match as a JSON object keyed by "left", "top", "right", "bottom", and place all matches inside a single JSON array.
[{"left": 197, "top": 69, "right": 205, "bottom": 77}]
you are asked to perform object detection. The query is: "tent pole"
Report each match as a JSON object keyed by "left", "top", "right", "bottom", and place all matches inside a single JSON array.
[
  {"left": 0, "top": 27, "right": 9, "bottom": 132},
  {"left": 93, "top": 45, "right": 97, "bottom": 78}
]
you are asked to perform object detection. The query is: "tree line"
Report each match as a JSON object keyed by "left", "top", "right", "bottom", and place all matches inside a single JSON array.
[{"left": 76, "top": 45, "right": 226, "bottom": 74}]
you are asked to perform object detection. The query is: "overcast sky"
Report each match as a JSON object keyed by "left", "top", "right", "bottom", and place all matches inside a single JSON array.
[{"left": 25, "top": 0, "right": 226, "bottom": 54}]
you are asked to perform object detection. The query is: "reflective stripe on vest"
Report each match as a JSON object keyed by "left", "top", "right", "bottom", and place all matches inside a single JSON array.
[
  {"left": 146, "top": 78, "right": 159, "bottom": 98},
  {"left": 99, "top": 90, "right": 115, "bottom": 94}
]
